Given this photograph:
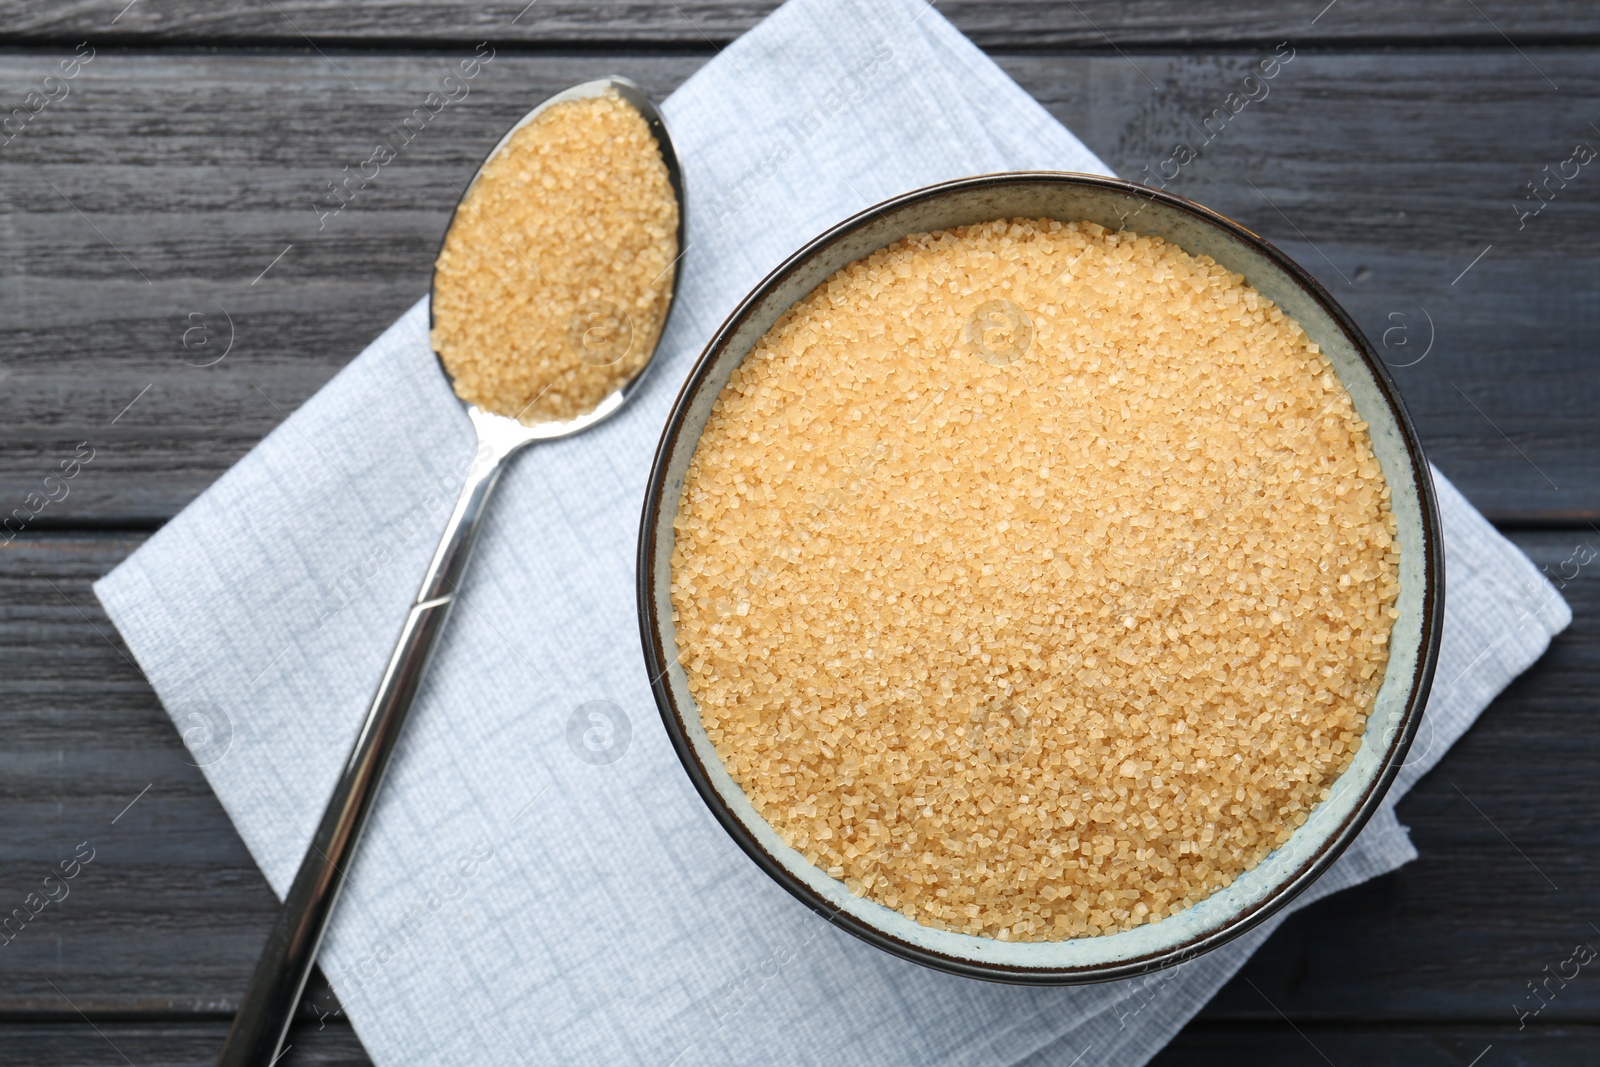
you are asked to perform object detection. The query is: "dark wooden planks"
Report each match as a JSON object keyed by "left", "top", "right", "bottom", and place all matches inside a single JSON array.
[
  {"left": 0, "top": 531, "right": 279, "bottom": 1012},
  {"left": 0, "top": 530, "right": 1594, "bottom": 1029},
  {"left": 0, "top": 1020, "right": 370, "bottom": 1066},
  {"left": 0, "top": 49, "right": 1596, "bottom": 524},
  {"left": 1148, "top": 1024, "right": 1600, "bottom": 1067},
  {"left": 0, "top": 52, "right": 702, "bottom": 526},
  {"left": 0, "top": 0, "right": 1598, "bottom": 49}
]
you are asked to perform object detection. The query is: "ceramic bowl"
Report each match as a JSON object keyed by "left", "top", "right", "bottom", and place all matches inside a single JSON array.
[{"left": 638, "top": 172, "right": 1444, "bottom": 984}]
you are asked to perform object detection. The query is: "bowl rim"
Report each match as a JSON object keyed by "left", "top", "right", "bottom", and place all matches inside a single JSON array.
[{"left": 637, "top": 171, "right": 1445, "bottom": 984}]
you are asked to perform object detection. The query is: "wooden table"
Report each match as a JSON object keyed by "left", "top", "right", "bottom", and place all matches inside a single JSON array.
[{"left": 1, "top": 2, "right": 1596, "bottom": 1063}]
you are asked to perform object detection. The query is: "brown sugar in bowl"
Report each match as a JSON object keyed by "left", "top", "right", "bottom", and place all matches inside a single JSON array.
[{"left": 637, "top": 173, "right": 1444, "bottom": 984}]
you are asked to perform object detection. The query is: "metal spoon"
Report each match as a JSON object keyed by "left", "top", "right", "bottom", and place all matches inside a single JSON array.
[{"left": 217, "top": 77, "right": 685, "bottom": 1067}]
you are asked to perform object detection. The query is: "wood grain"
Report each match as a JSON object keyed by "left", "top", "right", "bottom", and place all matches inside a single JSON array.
[
  {"left": 0, "top": 1020, "right": 370, "bottom": 1067},
  {"left": 0, "top": 50, "right": 1595, "bottom": 524},
  {"left": 0, "top": 531, "right": 1594, "bottom": 1031},
  {"left": 1147, "top": 1024, "right": 1600, "bottom": 1067},
  {"left": 0, "top": 0, "right": 1597, "bottom": 49}
]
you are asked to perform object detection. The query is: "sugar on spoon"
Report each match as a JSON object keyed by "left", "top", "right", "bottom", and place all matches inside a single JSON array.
[{"left": 217, "top": 77, "right": 685, "bottom": 1067}]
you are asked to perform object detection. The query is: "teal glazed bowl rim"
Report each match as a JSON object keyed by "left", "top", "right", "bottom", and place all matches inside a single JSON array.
[{"left": 637, "top": 172, "right": 1445, "bottom": 985}]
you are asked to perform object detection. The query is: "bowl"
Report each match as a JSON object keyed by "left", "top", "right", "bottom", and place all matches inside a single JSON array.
[{"left": 637, "top": 172, "right": 1444, "bottom": 984}]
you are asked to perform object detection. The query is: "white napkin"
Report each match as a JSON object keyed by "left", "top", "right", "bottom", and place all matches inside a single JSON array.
[{"left": 96, "top": 0, "right": 1572, "bottom": 1062}]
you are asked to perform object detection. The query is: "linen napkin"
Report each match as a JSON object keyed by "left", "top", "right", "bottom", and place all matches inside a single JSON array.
[{"left": 96, "top": 0, "right": 1572, "bottom": 1062}]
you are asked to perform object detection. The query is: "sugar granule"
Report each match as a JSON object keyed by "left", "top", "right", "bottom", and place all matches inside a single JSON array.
[
  {"left": 431, "top": 89, "right": 678, "bottom": 425},
  {"left": 670, "top": 218, "right": 1400, "bottom": 942}
]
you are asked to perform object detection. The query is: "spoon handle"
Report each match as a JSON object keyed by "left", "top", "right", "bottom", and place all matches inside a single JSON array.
[{"left": 217, "top": 432, "right": 510, "bottom": 1067}]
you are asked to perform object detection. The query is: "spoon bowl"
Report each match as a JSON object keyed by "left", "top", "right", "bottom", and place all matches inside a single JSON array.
[{"left": 430, "top": 76, "right": 688, "bottom": 448}]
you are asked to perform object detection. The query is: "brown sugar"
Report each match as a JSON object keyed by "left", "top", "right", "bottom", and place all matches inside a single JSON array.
[
  {"left": 670, "top": 218, "right": 1400, "bottom": 941},
  {"left": 431, "top": 88, "right": 678, "bottom": 424}
]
